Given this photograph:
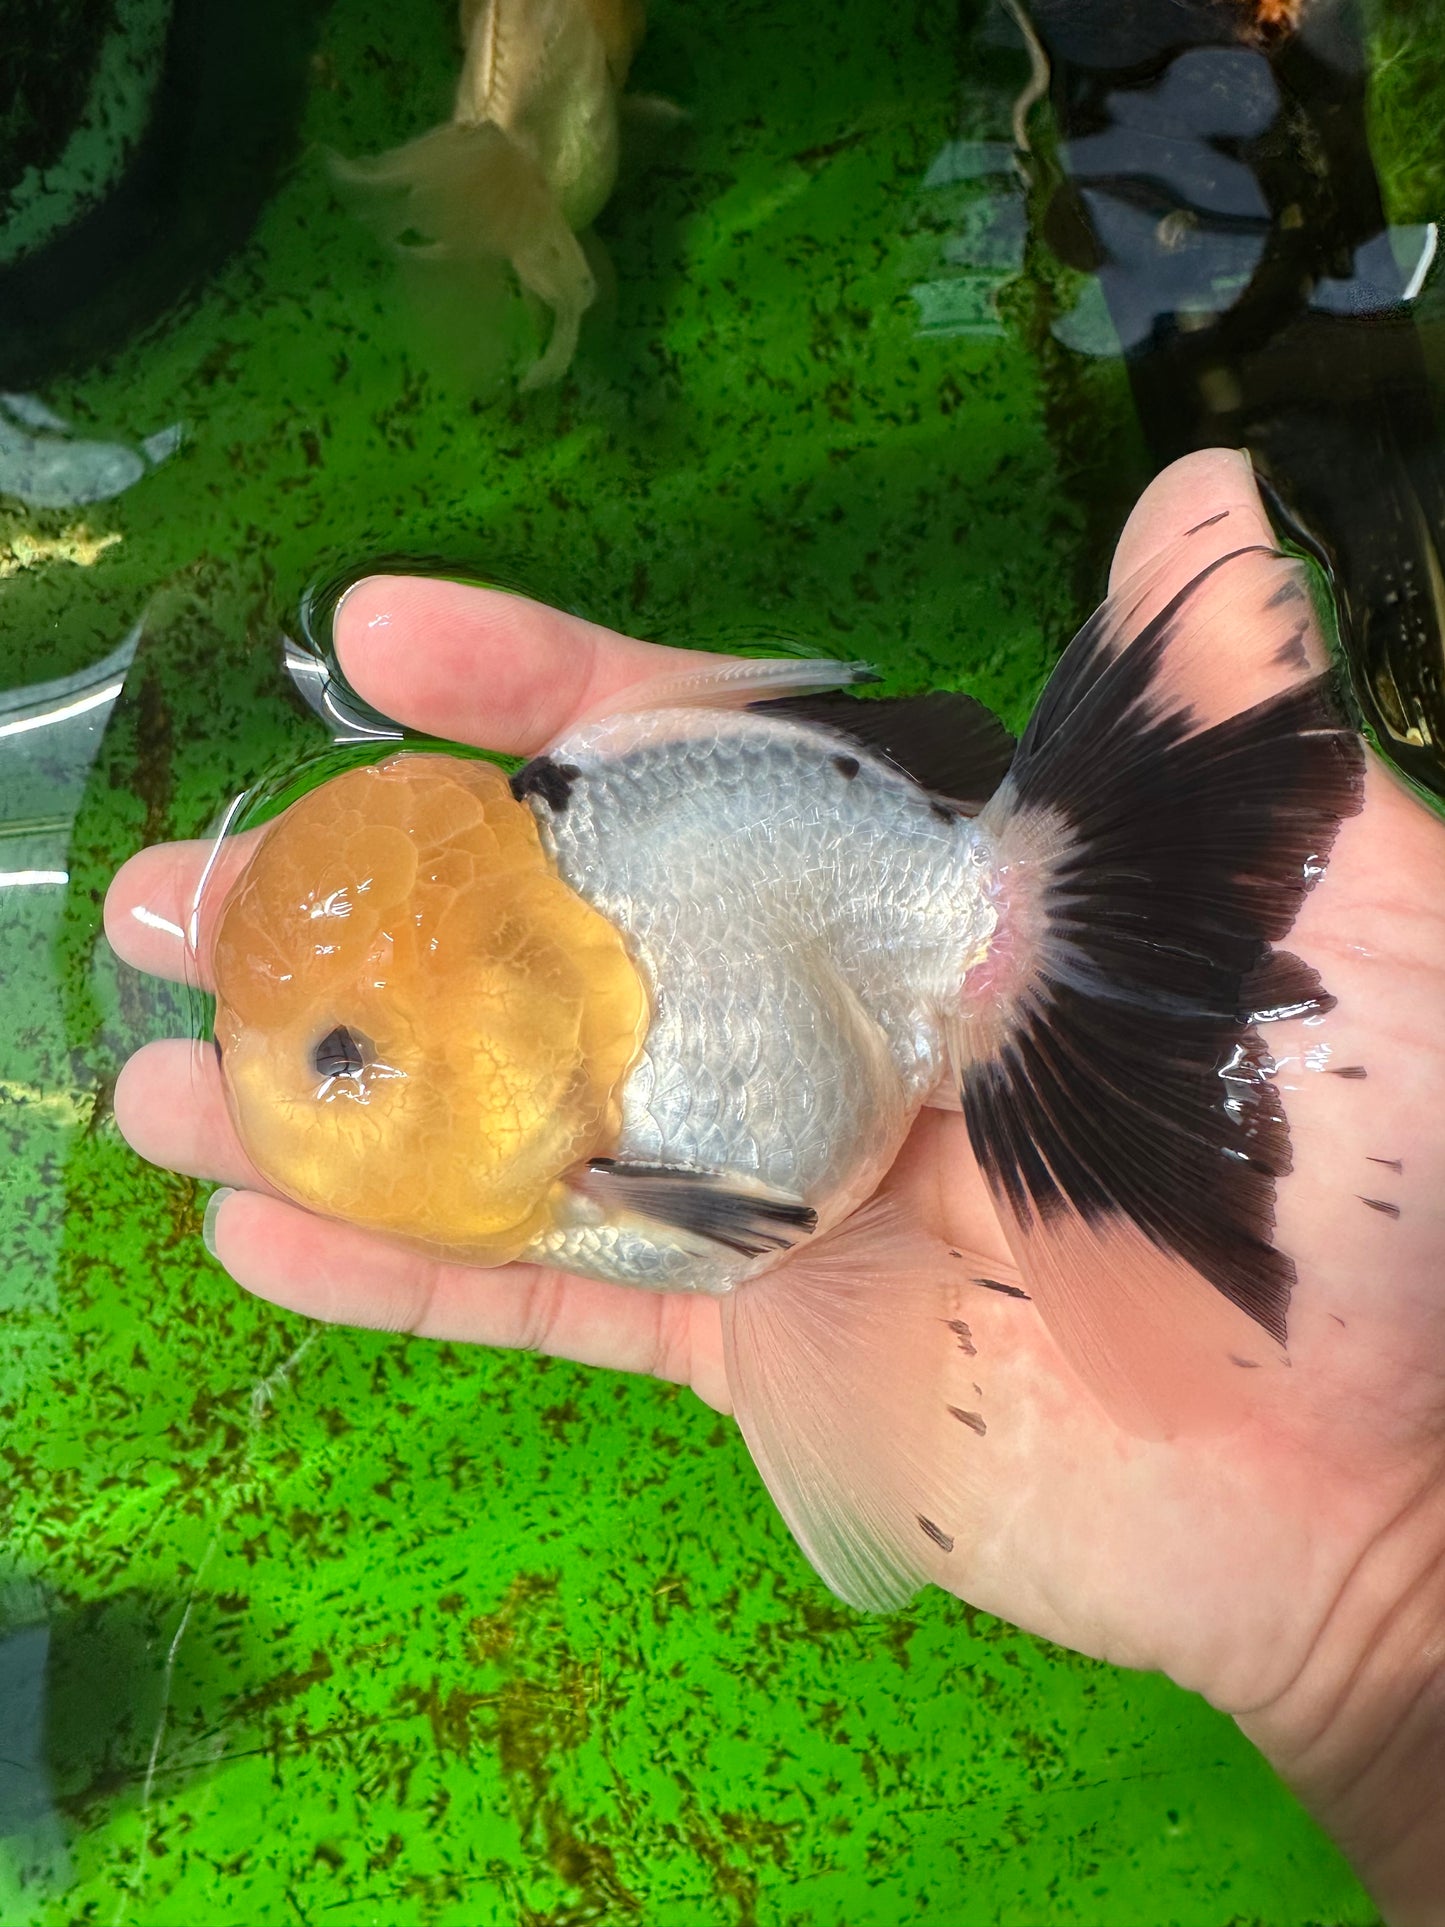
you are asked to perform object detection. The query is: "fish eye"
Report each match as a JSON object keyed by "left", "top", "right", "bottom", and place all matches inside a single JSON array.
[{"left": 312, "top": 1024, "right": 369, "bottom": 1080}]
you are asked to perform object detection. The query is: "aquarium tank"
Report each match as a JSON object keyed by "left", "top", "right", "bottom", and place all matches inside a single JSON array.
[{"left": 2, "top": 0, "right": 1436, "bottom": 1919}]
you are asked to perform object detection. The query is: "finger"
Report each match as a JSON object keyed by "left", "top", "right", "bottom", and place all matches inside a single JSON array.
[
  {"left": 113, "top": 1040, "right": 274, "bottom": 1190},
  {"left": 1109, "top": 447, "right": 1272, "bottom": 588},
  {"left": 206, "top": 1186, "right": 730, "bottom": 1404},
  {"left": 335, "top": 575, "right": 727, "bottom": 754},
  {"left": 104, "top": 832, "right": 262, "bottom": 985},
  {"left": 107, "top": 588, "right": 742, "bottom": 985}
]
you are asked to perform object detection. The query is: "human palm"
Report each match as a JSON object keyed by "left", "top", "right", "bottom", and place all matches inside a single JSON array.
[{"left": 106, "top": 452, "right": 1445, "bottom": 1850}]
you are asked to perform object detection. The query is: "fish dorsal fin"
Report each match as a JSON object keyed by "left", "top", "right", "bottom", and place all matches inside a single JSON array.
[
  {"left": 958, "top": 526, "right": 1365, "bottom": 1436},
  {"left": 574, "top": 656, "right": 878, "bottom": 727},
  {"left": 754, "top": 690, "right": 1016, "bottom": 813},
  {"left": 721, "top": 1200, "right": 1023, "bottom": 1612}
]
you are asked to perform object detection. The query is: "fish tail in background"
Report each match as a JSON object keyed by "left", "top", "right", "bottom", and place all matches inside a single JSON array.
[
  {"left": 1018, "top": 0, "right": 1445, "bottom": 800},
  {"left": 332, "top": 120, "right": 595, "bottom": 389},
  {"left": 954, "top": 512, "right": 1365, "bottom": 1437},
  {"left": 721, "top": 1199, "right": 1024, "bottom": 1613}
]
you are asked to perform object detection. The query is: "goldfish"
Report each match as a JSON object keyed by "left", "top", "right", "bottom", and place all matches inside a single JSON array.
[
  {"left": 335, "top": 0, "right": 653, "bottom": 388},
  {"left": 205, "top": 504, "right": 1380, "bottom": 1610}
]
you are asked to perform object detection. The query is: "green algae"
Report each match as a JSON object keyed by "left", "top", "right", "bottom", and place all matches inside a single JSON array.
[
  {"left": 1366, "top": 0, "right": 1445, "bottom": 229},
  {"left": 0, "top": 0, "right": 1388, "bottom": 1921}
]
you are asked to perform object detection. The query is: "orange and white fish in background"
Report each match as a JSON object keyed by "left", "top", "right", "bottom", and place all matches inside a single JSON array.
[{"left": 336, "top": 0, "right": 654, "bottom": 387}]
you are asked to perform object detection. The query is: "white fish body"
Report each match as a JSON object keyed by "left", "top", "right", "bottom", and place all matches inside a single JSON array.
[{"left": 520, "top": 703, "right": 1000, "bottom": 1293}]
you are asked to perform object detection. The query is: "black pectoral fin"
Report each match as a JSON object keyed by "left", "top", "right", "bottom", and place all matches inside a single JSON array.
[
  {"left": 753, "top": 690, "right": 1016, "bottom": 813},
  {"left": 960, "top": 527, "right": 1365, "bottom": 1435},
  {"left": 585, "top": 1159, "right": 817, "bottom": 1258}
]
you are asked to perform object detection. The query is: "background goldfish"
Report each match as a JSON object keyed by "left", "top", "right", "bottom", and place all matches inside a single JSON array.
[{"left": 335, "top": 0, "right": 658, "bottom": 386}]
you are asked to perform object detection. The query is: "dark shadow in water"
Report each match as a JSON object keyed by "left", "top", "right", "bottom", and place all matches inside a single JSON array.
[
  {"left": 0, "top": 1572, "right": 313, "bottom": 1854},
  {"left": 0, "top": 1581, "right": 189, "bottom": 1901},
  {"left": 0, "top": 1580, "right": 199, "bottom": 1842},
  {"left": 1023, "top": 0, "right": 1445, "bottom": 803},
  {"left": 0, "top": 0, "right": 329, "bottom": 389}
]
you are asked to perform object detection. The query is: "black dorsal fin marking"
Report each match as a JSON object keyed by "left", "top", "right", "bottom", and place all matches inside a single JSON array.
[
  {"left": 751, "top": 690, "right": 1016, "bottom": 814},
  {"left": 584, "top": 1159, "right": 817, "bottom": 1258}
]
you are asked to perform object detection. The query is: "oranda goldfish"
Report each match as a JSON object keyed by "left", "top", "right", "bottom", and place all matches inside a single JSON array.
[
  {"left": 210, "top": 520, "right": 1370, "bottom": 1608},
  {"left": 335, "top": 0, "right": 654, "bottom": 388}
]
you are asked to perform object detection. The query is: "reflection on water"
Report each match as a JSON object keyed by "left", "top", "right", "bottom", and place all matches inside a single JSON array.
[
  {"left": 0, "top": 627, "right": 137, "bottom": 897},
  {"left": 911, "top": 137, "right": 1028, "bottom": 339},
  {"left": 0, "top": 396, "right": 182, "bottom": 511},
  {"left": 0, "top": 626, "right": 136, "bottom": 1420},
  {"left": 282, "top": 622, "right": 403, "bottom": 747}
]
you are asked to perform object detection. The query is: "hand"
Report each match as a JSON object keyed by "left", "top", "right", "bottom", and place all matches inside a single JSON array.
[{"left": 105, "top": 450, "right": 1445, "bottom": 1923}]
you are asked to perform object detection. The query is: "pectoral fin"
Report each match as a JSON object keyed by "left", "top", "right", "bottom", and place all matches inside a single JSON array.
[{"left": 582, "top": 1159, "right": 817, "bottom": 1258}]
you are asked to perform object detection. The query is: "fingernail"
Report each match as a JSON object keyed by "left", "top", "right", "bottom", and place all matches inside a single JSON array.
[{"left": 203, "top": 1187, "right": 236, "bottom": 1258}]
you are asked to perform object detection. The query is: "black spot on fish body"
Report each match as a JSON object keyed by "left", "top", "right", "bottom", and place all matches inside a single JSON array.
[
  {"left": 1368, "top": 1156, "right": 1404, "bottom": 1172},
  {"left": 212, "top": 1036, "right": 224, "bottom": 1067},
  {"left": 511, "top": 758, "right": 582, "bottom": 813},
  {"left": 1330, "top": 1064, "right": 1368, "bottom": 1078},
  {"left": 947, "top": 1406, "right": 987, "bottom": 1435},
  {"left": 313, "top": 1025, "right": 366, "bottom": 1079},
  {"left": 1228, "top": 1354, "right": 1261, "bottom": 1369},
  {"left": 1184, "top": 509, "right": 1231, "bottom": 535},
  {"left": 917, "top": 1516, "right": 954, "bottom": 1552},
  {"left": 944, "top": 1318, "right": 977, "bottom": 1355},
  {"left": 1359, "top": 1196, "right": 1402, "bottom": 1218},
  {"left": 832, "top": 753, "right": 860, "bottom": 780}
]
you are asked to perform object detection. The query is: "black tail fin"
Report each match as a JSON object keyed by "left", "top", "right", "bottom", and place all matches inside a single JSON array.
[{"left": 956, "top": 513, "right": 1365, "bottom": 1433}]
